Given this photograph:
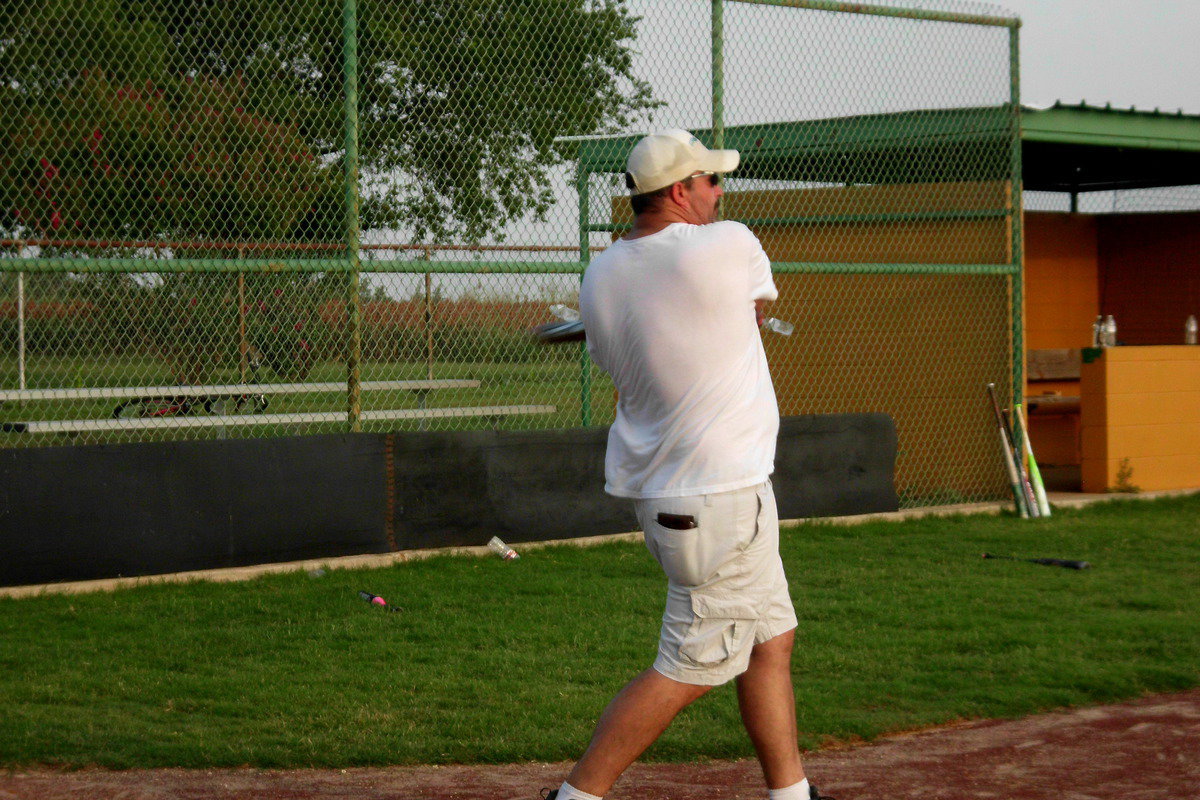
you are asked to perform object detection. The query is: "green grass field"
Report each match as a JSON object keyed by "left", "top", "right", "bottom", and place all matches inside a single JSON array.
[{"left": 1, "top": 494, "right": 1198, "bottom": 769}]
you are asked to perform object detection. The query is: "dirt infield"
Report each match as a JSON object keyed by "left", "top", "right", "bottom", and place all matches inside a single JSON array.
[{"left": 3, "top": 688, "right": 1197, "bottom": 800}]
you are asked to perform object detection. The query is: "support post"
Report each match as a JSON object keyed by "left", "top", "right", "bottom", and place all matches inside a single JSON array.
[
  {"left": 237, "top": 248, "right": 248, "bottom": 383},
  {"left": 577, "top": 161, "right": 592, "bottom": 426},
  {"left": 17, "top": 270, "right": 26, "bottom": 395},
  {"left": 342, "top": 0, "right": 363, "bottom": 431},
  {"left": 1009, "top": 23, "right": 1024, "bottom": 414},
  {"left": 424, "top": 249, "right": 434, "bottom": 381},
  {"left": 712, "top": 0, "right": 725, "bottom": 152}
]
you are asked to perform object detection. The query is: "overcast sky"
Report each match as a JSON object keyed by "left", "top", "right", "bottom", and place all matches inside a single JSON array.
[
  {"left": 999, "top": 0, "right": 1199, "bottom": 113},
  {"left": 372, "top": 0, "right": 1200, "bottom": 262}
]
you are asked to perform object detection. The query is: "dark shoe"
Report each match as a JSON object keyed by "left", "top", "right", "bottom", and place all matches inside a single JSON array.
[
  {"left": 540, "top": 789, "right": 558, "bottom": 800},
  {"left": 810, "top": 783, "right": 837, "bottom": 800}
]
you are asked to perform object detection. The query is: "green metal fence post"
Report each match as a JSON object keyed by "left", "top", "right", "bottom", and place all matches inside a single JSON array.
[
  {"left": 16, "top": 269, "right": 26, "bottom": 397},
  {"left": 424, "top": 249, "right": 434, "bottom": 382},
  {"left": 712, "top": 0, "right": 725, "bottom": 221},
  {"left": 712, "top": 0, "right": 725, "bottom": 152},
  {"left": 342, "top": 0, "right": 363, "bottom": 432},
  {"left": 577, "top": 160, "right": 592, "bottom": 427},
  {"left": 1009, "top": 22, "right": 1024, "bottom": 413}
]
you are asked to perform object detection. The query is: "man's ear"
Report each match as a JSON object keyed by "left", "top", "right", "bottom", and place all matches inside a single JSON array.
[{"left": 667, "top": 180, "right": 691, "bottom": 210}]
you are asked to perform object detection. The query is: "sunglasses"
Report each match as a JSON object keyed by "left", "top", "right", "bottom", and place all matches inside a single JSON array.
[{"left": 689, "top": 171, "right": 720, "bottom": 187}]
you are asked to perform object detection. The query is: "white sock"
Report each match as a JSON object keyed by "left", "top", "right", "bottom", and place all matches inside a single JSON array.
[
  {"left": 555, "top": 781, "right": 603, "bottom": 800},
  {"left": 768, "top": 778, "right": 810, "bottom": 800}
]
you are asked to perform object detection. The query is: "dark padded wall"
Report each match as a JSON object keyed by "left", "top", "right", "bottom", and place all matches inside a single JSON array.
[
  {"left": 1, "top": 414, "right": 897, "bottom": 587},
  {"left": 389, "top": 427, "right": 635, "bottom": 549},
  {"left": 387, "top": 414, "right": 898, "bottom": 548},
  {"left": 773, "top": 413, "right": 899, "bottom": 520},
  {"left": 0, "top": 434, "right": 387, "bottom": 586}
]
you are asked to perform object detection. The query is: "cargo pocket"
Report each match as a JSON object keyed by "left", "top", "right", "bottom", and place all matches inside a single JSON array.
[{"left": 678, "top": 594, "right": 758, "bottom": 668}]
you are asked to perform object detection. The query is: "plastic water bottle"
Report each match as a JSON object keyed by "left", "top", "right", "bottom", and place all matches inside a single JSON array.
[
  {"left": 761, "top": 317, "right": 794, "bottom": 336},
  {"left": 1103, "top": 315, "right": 1117, "bottom": 347},
  {"left": 488, "top": 536, "right": 519, "bottom": 561},
  {"left": 1186, "top": 315, "right": 1197, "bottom": 345},
  {"left": 549, "top": 304, "right": 580, "bottom": 322},
  {"left": 1091, "top": 315, "right": 1103, "bottom": 348}
]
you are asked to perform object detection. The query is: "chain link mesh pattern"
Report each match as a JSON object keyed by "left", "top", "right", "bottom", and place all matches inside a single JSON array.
[{"left": 2, "top": 0, "right": 1022, "bottom": 507}]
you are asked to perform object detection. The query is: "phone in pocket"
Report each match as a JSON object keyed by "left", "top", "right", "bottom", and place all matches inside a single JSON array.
[{"left": 656, "top": 512, "right": 697, "bottom": 530}]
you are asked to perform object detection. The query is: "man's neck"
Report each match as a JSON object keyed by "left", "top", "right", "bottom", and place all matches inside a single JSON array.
[{"left": 625, "top": 207, "right": 697, "bottom": 240}]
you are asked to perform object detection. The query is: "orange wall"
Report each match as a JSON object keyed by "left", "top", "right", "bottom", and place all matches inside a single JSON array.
[
  {"left": 1026, "top": 406, "right": 1080, "bottom": 466},
  {"left": 1023, "top": 213, "right": 1099, "bottom": 466},
  {"left": 1098, "top": 212, "right": 1200, "bottom": 345},
  {"left": 1080, "top": 346, "right": 1200, "bottom": 492},
  {"left": 1023, "top": 211, "right": 1200, "bottom": 350},
  {"left": 1024, "top": 213, "right": 1100, "bottom": 350}
]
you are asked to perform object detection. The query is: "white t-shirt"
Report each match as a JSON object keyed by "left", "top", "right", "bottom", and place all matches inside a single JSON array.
[{"left": 580, "top": 221, "right": 779, "bottom": 499}]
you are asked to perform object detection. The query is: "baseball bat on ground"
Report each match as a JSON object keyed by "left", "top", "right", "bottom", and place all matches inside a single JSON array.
[
  {"left": 986, "top": 383, "right": 1030, "bottom": 518},
  {"left": 982, "top": 553, "right": 1091, "bottom": 570},
  {"left": 1016, "top": 403, "right": 1051, "bottom": 517}
]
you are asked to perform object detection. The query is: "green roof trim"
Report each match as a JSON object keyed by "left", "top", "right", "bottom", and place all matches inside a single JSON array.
[
  {"left": 578, "top": 106, "right": 1015, "bottom": 185},
  {"left": 1022, "top": 103, "right": 1200, "bottom": 153},
  {"left": 571, "top": 101, "right": 1200, "bottom": 192},
  {"left": 1021, "top": 102, "right": 1200, "bottom": 191}
]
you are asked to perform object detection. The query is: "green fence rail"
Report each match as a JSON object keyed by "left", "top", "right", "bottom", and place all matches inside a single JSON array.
[{"left": 2, "top": 0, "right": 1027, "bottom": 507}]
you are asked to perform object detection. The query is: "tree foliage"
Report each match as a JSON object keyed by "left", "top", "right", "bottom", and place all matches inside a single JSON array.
[
  {"left": 1, "top": 69, "right": 336, "bottom": 244},
  {"left": 0, "top": 0, "right": 657, "bottom": 245}
]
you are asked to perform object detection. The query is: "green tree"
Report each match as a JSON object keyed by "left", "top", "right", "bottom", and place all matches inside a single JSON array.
[
  {"left": 0, "top": 0, "right": 655, "bottom": 382},
  {"left": 0, "top": 69, "right": 335, "bottom": 245},
  {"left": 1, "top": 0, "right": 657, "bottom": 244}
]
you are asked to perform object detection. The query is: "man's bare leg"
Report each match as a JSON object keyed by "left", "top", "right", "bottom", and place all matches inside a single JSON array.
[
  {"left": 735, "top": 629, "right": 805, "bottom": 789},
  {"left": 566, "top": 667, "right": 712, "bottom": 796}
]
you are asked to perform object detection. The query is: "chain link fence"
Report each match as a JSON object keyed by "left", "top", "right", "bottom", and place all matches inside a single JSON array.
[{"left": 2, "top": 0, "right": 1022, "bottom": 507}]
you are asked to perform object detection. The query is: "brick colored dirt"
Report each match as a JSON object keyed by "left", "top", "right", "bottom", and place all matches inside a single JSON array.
[{"left": 3, "top": 689, "right": 1197, "bottom": 800}]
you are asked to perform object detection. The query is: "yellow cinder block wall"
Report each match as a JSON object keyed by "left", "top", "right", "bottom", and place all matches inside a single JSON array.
[{"left": 1081, "top": 346, "right": 1200, "bottom": 492}]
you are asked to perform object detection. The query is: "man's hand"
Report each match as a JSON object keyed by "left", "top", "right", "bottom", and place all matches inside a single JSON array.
[{"left": 754, "top": 299, "right": 767, "bottom": 327}]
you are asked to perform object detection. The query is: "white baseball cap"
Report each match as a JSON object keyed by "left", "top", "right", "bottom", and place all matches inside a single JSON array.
[{"left": 625, "top": 129, "right": 740, "bottom": 195}]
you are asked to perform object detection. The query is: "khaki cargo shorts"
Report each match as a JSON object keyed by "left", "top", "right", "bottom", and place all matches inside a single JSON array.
[{"left": 634, "top": 480, "right": 797, "bottom": 686}]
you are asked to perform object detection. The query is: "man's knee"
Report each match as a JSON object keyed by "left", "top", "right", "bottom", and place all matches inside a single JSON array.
[
  {"left": 648, "top": 666, "right": 719, "bottom": 701},
  {"left": 749, "top": 628, "right": 796, "bottom": 667}
]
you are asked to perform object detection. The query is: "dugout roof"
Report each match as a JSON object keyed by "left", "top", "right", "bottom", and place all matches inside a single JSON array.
[{"left": 572, "top": 102, "right": 1200, "bottom": 193}]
